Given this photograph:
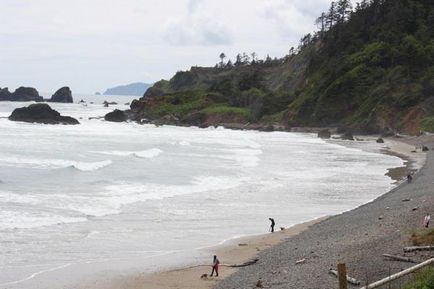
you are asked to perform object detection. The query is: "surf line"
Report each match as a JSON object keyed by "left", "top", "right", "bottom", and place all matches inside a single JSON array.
[{"left": 0, "top": 263, "right": 71, "bottom": 286}]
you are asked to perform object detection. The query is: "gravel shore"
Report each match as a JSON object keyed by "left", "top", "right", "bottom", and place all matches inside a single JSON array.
[{"left": 216, "top": 140, "right": 434, "bottom": 289}]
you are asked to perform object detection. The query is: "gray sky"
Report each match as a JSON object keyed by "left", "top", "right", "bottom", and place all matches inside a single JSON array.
[{"left": 0, "top": 0, "right": 333, "bottom": 94}]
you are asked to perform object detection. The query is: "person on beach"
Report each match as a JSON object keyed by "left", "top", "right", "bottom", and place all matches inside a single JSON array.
[
  {"left": 269, "top": 218, "right": 275, "bottom": 233},
  {"left": 423, "top": 214, "right": 431, "bottom": 228},
  {"left": 210, "top": 255, "right": 220, "bottom": 277},
  {"left": 407, "top": 173, "right": 413, "bottom": 183}
]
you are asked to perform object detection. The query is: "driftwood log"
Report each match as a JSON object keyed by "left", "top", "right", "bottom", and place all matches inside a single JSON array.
[
  {"left": 328, "top": 269, "right": 361, "bottom": 285},
  {"left": 383, "top": 254, "right": 417, "bottom": 263},
  {"left": 295, "top": 258, "right": 306, "bottom": 265},
  {"left": 360, "top": 258, "right": 434, "bottom": 289},
  {"left": 225, "top": 258, "right": 259, "bottom": 268},
  {"left": 172, "top": 258, "right": 259, "bottom": 273},
  {"left": 403, "top": 246, "right": 434, "bottom": 253}
]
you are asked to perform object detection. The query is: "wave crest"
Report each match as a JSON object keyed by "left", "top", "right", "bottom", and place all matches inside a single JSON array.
[
  {"left": 95, "top": 148, "right": 163, "bottom": 159},
  {"left": 0, "top": 155, "right": 112, "bottom": 171},
  {"left": 69, "top": 160, "right": 112, "bottom": 171}
]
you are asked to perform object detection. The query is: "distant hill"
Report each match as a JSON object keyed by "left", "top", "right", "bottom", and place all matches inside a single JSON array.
[{"left": 104, "top": 82, "right": 152, "bottom": 96}]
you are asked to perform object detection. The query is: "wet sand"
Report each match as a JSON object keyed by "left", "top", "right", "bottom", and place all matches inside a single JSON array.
[{"left": 77, "top": 218, "right": 325, "bottom": 289}]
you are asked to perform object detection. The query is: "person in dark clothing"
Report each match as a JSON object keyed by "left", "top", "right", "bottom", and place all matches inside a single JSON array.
[
  {"left": 210, "top": 255, "right": 220, "bottom": 277},
  {"left": 269, "top": 218, "right": 275, "bottom": 233},
  {"left": 407, "top": 173, "right": 413, "bottom": 183}
]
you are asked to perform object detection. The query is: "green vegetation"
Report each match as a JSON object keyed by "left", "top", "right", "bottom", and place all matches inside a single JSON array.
[
  {"left": 411, "top": 229, "right": 434, "bottom": 246},
  {"left": 201, "top": 105, "right": 251, "bottom": 119},
  {"left": 142, "top": 90, "right": 209, "bottom": 117},
  {"left": 403, "top": 267, "right": 434, "bottom": 289},
  {"left": 140, "top": 0, "right": 433, "bottom": 133},
  {"left": 421, "top": 118, "right": 434, "bottom": 133}
]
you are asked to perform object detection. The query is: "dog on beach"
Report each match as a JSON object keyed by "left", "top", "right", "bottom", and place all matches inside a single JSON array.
[{"left": 200, "top": 273, "right": 208, "bottom": 279}]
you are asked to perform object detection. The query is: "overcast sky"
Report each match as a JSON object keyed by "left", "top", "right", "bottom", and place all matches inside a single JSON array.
[{"left": 0, "top": 0, "right": 334, "bottom": 94}]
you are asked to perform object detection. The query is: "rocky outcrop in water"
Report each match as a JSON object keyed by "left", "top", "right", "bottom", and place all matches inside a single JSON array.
[
  {"left": 318, "top": 129, "right": 331, "bottom": 139},
  {"left": 341, "top": 131, "right": 355, "bottom": 141},
  {"left": 9, "top": 103, "right": 79, "bottom": 125},
  {"left": 104, "top": 109, "right": 127, "bottom": 122},
  {"left": 0, "top": 87, "right": 43, "bottom": 102},
  {"left": 50, "top": 87, "right": 73, "bottom": 103},
  {"left": 13, "top": 87, "right": 43, "bottom": 102},
  {"left": 0, "top": 87, "right": 13, "bottom": 100}
]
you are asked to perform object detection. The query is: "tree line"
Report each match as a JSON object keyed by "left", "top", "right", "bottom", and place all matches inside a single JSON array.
[{"left": 214, "top": 0, "right": 378, "bottom": 70}]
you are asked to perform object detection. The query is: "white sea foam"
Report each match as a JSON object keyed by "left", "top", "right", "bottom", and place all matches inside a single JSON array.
[
  {"left": 0, "top": 175, "right": 247, "bottom": 230},
  {"left": 0, "top": 155, "right": 112, "bottom": 171},
  {"left": 179, "top": 148, "right": 262, "bottom": 167},
  {"left": 0, "top": 263, "right": 72, "bottom": 286},
  {"left": 99, "top": 175, "right": 247, "bottom": 214},
  {"left": 133, "top": 148, "right": 163, "bottom": 158},
  {"left": 95, "top": 148, "right": 163, "bottom": 159},
  {"left": 0, "top": 209, "right": 87, "bottom": 230},
  {"left": 70, "top": 160, "right": 113, "bottom": 171}
]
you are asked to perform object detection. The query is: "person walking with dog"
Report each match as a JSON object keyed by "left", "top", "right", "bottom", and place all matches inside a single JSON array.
[
  {"left": 269, "top": 218, "right": 275, "bottom": 233},
  {"left": 210, "top": 255, "right": 220, "bottom": 277}
]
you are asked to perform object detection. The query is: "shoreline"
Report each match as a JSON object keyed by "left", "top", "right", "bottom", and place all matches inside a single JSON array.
[
  {"left": 215, "top": 136, "right": 433, "bottom": 289},
  {"left": 80, "top": 135, "right": 426, "bottom": 289},
  {"left": 383, "top": 138, "right": 426, "bottom": 181},
  {"left": 87, "top": 217, "right": 327, "bottom": 289}
]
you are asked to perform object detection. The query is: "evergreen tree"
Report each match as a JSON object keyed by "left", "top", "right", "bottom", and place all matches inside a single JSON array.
[
  {"left": 219, "top": 53, "right": 226, "bottom": 68},
  {"left": 235, "top": 54, "right": 242, "bottom": 66},
  {"left": 336, "top": 0, "right": 353, "bottom": 23}
]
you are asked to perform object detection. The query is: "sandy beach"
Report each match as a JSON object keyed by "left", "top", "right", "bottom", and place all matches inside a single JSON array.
[
  {"left": 83, "top": 218, "right": 325, "bottom": 289},
  {"left": 78, "top": 135, "right": 430, "bottom": 289}
]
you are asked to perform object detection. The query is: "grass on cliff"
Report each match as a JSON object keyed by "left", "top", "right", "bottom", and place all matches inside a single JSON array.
[
  {"left": 411, "top": 229, "right": 434, "bottom": 246},
  {"left": 201, "top": 105, "right": 251, "bottom": 119},
  {"left": 421, "top": 117, "right": 434, "bottom": 133},
  {"left": 403, "top": 267, "right": 434, "bottom": 289},
  {"left": 149, "top": 90, "right": 210, "bottom": 117}
]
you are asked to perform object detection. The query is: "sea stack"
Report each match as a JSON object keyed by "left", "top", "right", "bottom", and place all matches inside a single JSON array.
[
  {"left": 9, "top": 103, "right": 79, "bottom": 125},
  {"left": 0, "top": 87, "right": 13, "bottom": 101},
  {"left": 104, "top": 109, "right": 127, "bottom": 122},
  {"left": 50, "top": 87, "right": 73, "bottom": 103},
  {"left": 0, "top": 87, "right": 44, "bottom": 102}
]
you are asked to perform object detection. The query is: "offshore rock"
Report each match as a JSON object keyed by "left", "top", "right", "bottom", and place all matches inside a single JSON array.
[
  {"left": 9, "top": 103, "right": 79, "bottom": 125},
  {"left": 50, "top": 87, "right": 73, "bottom": 103}
]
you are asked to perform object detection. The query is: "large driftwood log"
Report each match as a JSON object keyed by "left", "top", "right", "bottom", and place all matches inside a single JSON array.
[
  {"left": 225, "top": 258, "right": 259, "bottom": 268},
  {"left": 172, "top": 258, "right": 259, "bottom": 272},
  {"left": 403, "top": 246, "right": 434, "bottom": 253},
  {"left": 360, "top": 258, "right": 434, "bottom": 289},
  {"left": 328, "top": 269, "right": 361, "bottom": 285},
  {"left": 383, "top": 254, "right": 417, "bottom": 263}
]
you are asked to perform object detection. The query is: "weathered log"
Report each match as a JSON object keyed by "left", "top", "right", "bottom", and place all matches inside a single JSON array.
[
  {"left": 403, "top": 246, "right": 434, "bottom": 253},
  {"left": 383, "top": 254, "right": 417, "bottom": 263},
  {"left": 172, "top": 258, "right": 259, "bottom": 272},
  {"left": 295, "top": 258, "right": 306, "bottom": 265},
  {"left": 329, "top": 269, "right": 361, "bottom": 285},
  {"left": 227, "top": 258, "right": 259, "bottom": 268},
  {"left": 360, "top": 258, "right": 434, "bottom": 289}
]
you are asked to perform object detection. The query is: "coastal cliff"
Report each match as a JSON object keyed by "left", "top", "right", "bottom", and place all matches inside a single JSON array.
[{"left": 116, "top": 0, "right": 433, "bottom": 135}]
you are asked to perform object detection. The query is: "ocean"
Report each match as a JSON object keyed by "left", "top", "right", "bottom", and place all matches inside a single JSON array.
[{"left": 0, "top": 95, "right": 404, "bottom": 288}]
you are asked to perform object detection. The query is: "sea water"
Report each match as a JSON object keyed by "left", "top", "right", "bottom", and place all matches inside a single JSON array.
[{"left": 0, "top": 96, "right": 404, "bottom": 288}]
